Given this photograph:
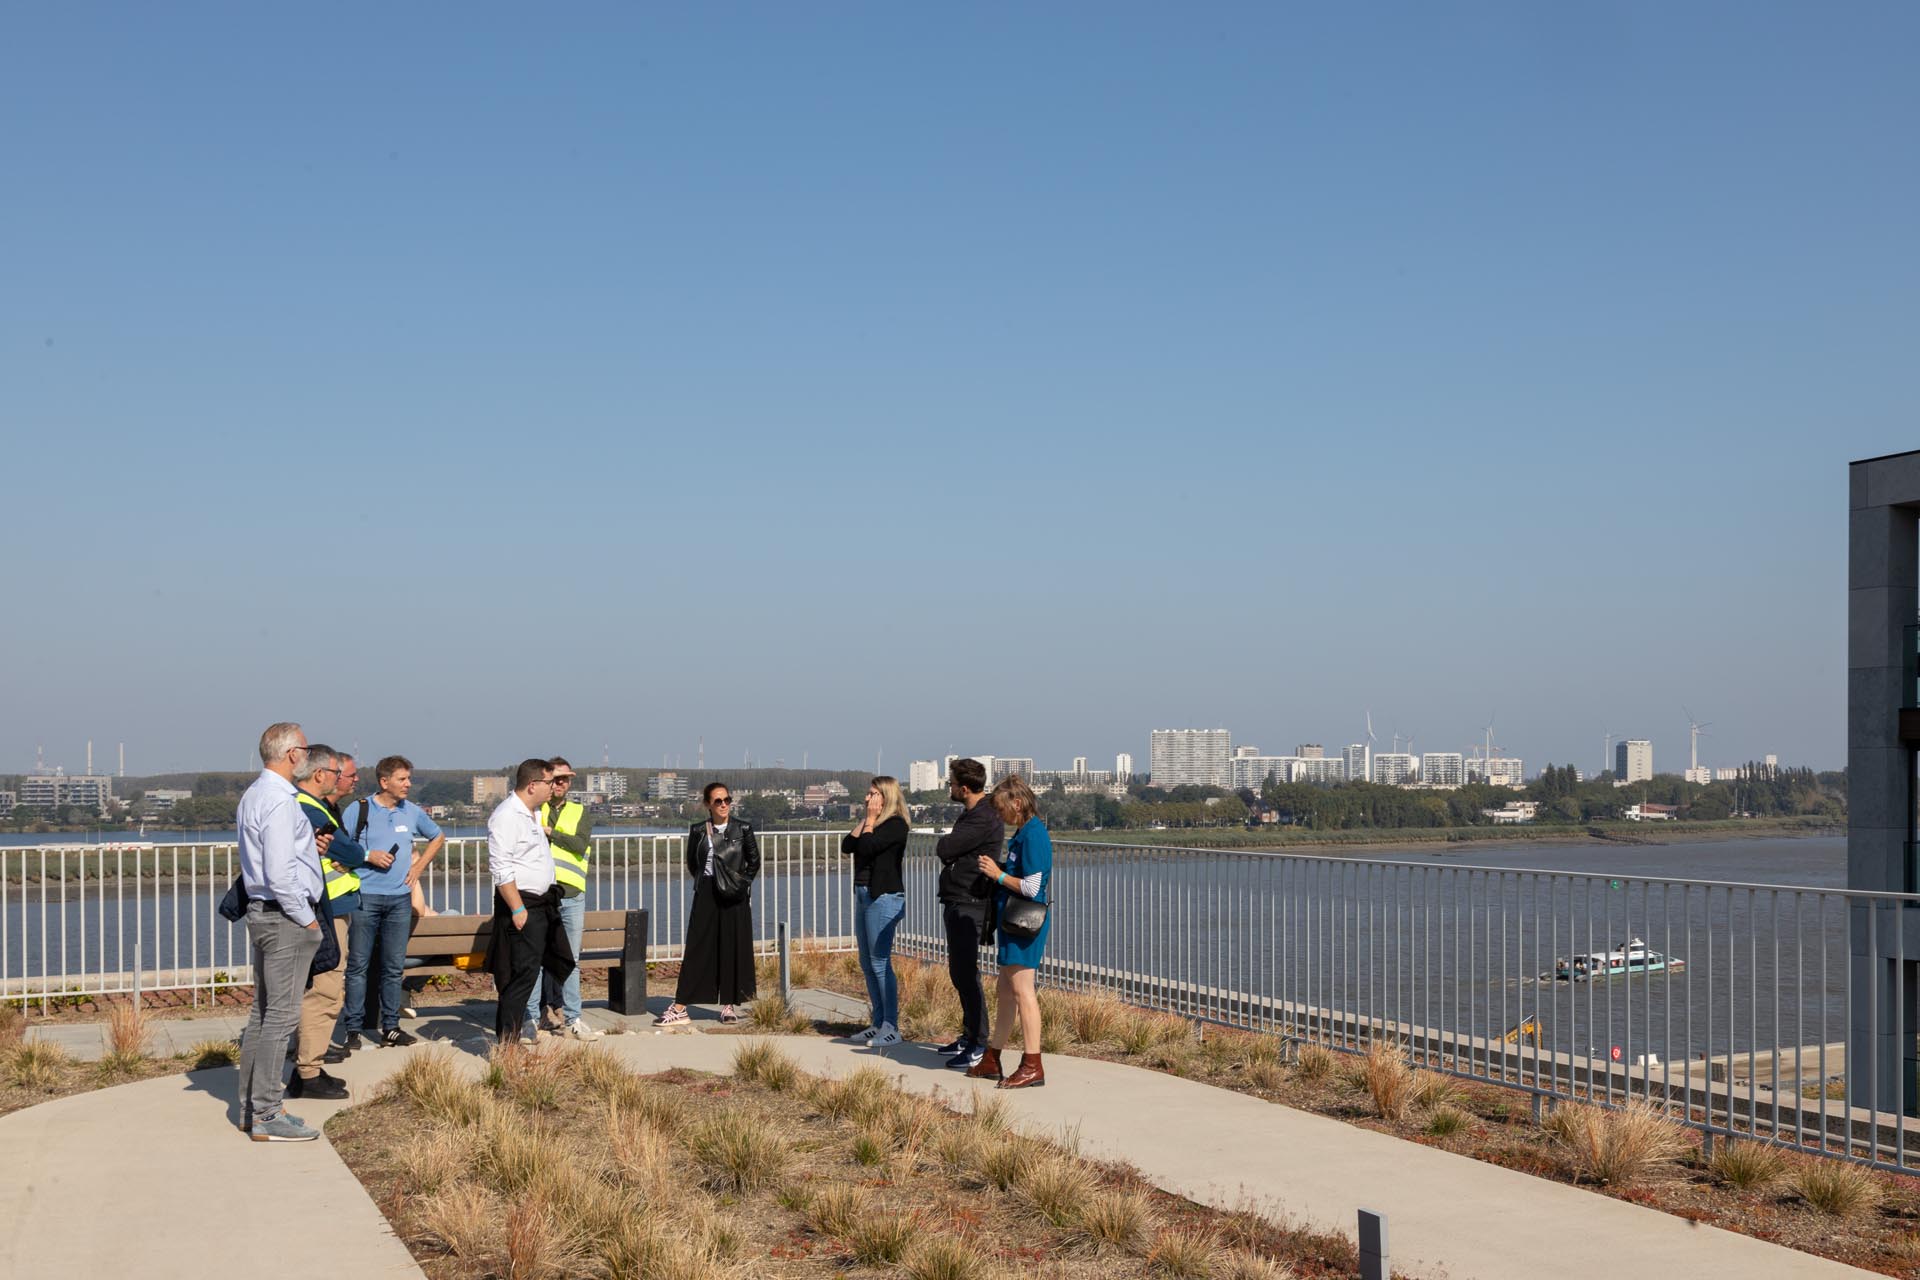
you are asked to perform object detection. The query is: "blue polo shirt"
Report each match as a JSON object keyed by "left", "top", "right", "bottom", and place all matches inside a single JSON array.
[{"left": 340, "top": 796, "right": 443, "bottom": 897}]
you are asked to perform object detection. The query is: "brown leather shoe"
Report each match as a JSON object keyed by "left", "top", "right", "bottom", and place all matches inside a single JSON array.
[
  {"left": 998, "top": 1053, "right": 1045, "bottom": 1089},
  {"left": 964, "top": 1047, "right": 1004, "bottom": 1082}
]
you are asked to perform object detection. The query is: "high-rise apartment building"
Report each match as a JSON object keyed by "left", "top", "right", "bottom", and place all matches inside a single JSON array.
[
  {"left": 1149, "top": 729, "right": 1231, "bottom": 788},
  {"left": 1234, "top": 745, "right": 1261, "bottom": 758},
  {"left": 1371, "top": 753, "right": 1416, "bottom": 786},
  {"left": 19, "top": 772, "right": 114, "bottom": 812},
  {"left": 1296, "top": 744, "right": 1324, "bottom": 759},
  {"left": 1229, "top": 756, "right": 1297, "bottom": 790},
  {"left": 647, "top": 772, "right": 690, "bottom": 801},
  {"left": 472, "top": 775, "right": 508, "bottom": 805},
  {"left": 1115, "top": 753, "right": 1134, "bottom": 783},
  {"left": 1342, "top": 744, "right": 1370, "bottom": 786},
  {"left": 908, "top": 759, "right": 941, "bottom": 792},
  {"left": 1466, "top": 757, "right": 1526, "bottom": 787},
  {"left": 1615, "top": 739, "right": 1653, "bottom": 783},
  {"left": 1292, "top": 757, "right": 1346, "bottom": 784},
  {"left": 990, "top": 758, "right": 1034, "bottom": 784},
  {"left": 583, "top": 771, "right": 628, "bottom": 799},
  {"left": 1421, "top": 754, "right": 1465, "bottom": 788}
]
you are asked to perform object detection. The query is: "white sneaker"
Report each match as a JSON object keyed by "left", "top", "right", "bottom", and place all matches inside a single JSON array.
[
  {"left": 854, "top": 1026, "right": 880, "bottom": 1043},
  {"left": 565, "top": 1020, "right": 603, "bottom": 1041},
  {"left": 872, "top": 1024, "right": 902, "bottom": 1048}
]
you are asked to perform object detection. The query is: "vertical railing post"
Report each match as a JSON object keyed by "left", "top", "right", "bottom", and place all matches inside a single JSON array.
[{"left": 778, "top": 919, "right": 791, "bottom": 1004}]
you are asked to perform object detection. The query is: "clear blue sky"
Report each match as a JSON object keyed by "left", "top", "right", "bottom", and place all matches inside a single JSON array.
[{"left": 2, "top": 4, "right": 1913, "bottom": 778}]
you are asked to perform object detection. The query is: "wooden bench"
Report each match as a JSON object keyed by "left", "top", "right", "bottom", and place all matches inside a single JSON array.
[{"left": 404, "top": 907, "right": 649, "bottom": 1015}]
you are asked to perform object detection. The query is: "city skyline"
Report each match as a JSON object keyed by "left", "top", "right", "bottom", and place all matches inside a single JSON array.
[{"left": 5, "top": 6, "right": 1911, "bottom": 777}]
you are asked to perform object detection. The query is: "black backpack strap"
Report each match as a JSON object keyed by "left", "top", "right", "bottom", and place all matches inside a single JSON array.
[{"left": 352, "top": 798, "right": 371, "bottom": 844}]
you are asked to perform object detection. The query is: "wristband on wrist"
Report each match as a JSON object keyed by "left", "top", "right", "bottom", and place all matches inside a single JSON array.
[{"left": 511, "top": 906, "right": 527, "bottom": 917}]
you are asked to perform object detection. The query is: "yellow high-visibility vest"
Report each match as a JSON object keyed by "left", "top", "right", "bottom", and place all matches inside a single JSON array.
[
  {"left": 296, "top": 790, "right": 360, "bottom": 901},
  {"left": 541, "top": 799, "right": 590, "bottom": 893}
]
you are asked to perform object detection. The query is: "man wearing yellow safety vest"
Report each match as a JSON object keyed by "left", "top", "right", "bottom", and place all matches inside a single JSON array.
[
  {"left": 289, "top": 746, "right": 392, "bottom": 1099},
  {"left": 530, "top": 756, "right": 601, "bottom": 1040}
]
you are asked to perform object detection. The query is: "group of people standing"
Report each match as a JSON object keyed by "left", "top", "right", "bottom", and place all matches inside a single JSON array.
[
  {"left": 234, "top": 725, "right": 601, "bottom": 1142},
  {"left": 238, "top": 732, "right": 1056, "bottom": 1143}
]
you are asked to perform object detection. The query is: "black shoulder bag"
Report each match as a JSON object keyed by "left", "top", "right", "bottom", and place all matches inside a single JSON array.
[{"left": 998, "top": 880, "right": 1049, "bottom": 943}]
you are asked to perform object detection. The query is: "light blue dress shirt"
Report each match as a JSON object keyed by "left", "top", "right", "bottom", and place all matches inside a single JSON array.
[{"left": 236, "top": 769, "right": 323, "bottom": 927}]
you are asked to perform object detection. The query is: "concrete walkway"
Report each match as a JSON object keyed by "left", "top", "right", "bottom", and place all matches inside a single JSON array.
[{"left": 0, "top": 995, "right": 1880, "bottom": 1280}]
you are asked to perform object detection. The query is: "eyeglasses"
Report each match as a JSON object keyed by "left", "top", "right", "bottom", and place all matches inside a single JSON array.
[
  {"left": 552, "top": 776, "right": 574, "bottom": 785},
  {"left": 313, "top": 766, "right": 339, "bottom": 778},
  {"left": 710, "top": 797, "right": 732, "bottom": 806}
]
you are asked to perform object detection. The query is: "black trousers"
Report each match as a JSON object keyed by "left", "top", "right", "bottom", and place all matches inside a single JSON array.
[
  {"left": 943, "top": 901, "right": 991, "bottom": 1045},
  {"left": 491, "top": 887, "right": 569, "bottom": 1042},
  {"left": 675, "top": 875, "right": 757, "bottom": 1005}
]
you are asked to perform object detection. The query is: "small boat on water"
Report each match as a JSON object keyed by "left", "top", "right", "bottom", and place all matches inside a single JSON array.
[{"left": 1554, "top": 937, "right": 1684, "bottom": 982}]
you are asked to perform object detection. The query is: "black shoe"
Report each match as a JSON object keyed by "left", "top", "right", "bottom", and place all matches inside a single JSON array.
[
  {"left": 322, "top": 1043, "right": 351, "bottom": 1064},
  {"left": 946, "top": 1043, "right": 985, "bottom": 1071},
  {"left": 287, "top": 1069, "right": 348, "bottom": 1100},
  {"left": 936, "top": 1036, "right": 969, "bottom": 1056},
  {"left": 342, "top": 1031, "right": 363, "bottom": 1052},
  {"left": 379, "top": 1027, "right": 417, "bottom": 1048}
]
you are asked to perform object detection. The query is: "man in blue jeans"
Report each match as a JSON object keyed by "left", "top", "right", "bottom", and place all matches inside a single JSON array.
[{"left": 340, "top": 754, "right": 444, "bottom": 1048}]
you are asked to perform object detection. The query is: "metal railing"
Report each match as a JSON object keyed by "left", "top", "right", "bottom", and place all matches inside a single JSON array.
[
  {"left": 893, "top": 835, "right": 1920, "bottom": 1172},
  {"left": 0, "top": 832, "right": 857, "bottom": 1005}
]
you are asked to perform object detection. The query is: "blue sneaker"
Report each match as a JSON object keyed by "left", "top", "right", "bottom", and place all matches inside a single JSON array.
[
  {"left": 250, "top": 1113, "right": 320, "bottom": 1143},
  {"left": 936, "top": 1035, "right": 968, "bottom": 1055},
  {"left": 945, "top": 1042, "right": 983, "bottom": 1071}
]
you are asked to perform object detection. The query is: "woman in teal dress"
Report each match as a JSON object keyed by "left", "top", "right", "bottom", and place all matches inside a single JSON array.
[{"left": 966, "top": 774, "right": 1052, "bottom": 1090}]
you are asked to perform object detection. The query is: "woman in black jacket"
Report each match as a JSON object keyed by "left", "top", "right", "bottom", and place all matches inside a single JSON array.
[
  {"left": 658, "top": 782, "right": 760, "bottom": 1026},
  {"left": 842, "top": 776, "right": 910, "bottom": 1046}
]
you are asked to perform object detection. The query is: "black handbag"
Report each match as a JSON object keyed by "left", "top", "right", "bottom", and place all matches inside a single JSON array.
[{"left": 998, "top": 893, "right": 1048, "bottom": 943}]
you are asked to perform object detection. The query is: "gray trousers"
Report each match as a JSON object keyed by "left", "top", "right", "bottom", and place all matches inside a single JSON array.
[{"left": 238, "top": 903, "right": 322, "bottom": 1126}]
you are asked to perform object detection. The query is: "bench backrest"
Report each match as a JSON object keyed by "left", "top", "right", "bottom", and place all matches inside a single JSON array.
[{"left": 405, "top": 909, "right": 633, "bottom": 958}]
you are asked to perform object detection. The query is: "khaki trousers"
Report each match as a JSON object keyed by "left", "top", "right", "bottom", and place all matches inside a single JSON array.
[{"left": 295, "top": 915, "right": 350, "bottom": 1076}]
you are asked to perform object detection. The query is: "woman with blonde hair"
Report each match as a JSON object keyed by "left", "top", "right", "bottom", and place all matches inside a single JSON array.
[
  {"left": 843, "top": 775, "right": 911, "bottom": 1046},
  {"left": 967, "top": 774, "right": 1052, "bottom": 1089}
]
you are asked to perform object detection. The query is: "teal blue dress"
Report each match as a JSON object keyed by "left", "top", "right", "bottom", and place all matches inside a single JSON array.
[{"left": 995, "top": 817, "right": 1053, "bottom": 967}]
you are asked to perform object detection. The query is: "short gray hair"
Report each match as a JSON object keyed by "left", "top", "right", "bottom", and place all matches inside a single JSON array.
[
  {"left": 258, "top": 722, "right": 304, "bottom": 767},
  {"left": 294, "top": 743, "right": 338, "bottom": 783}
]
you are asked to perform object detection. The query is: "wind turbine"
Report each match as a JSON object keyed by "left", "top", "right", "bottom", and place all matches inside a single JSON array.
[
  {"left": 1479, "top": 713, "right": 1500, "bottom": 783},
  {"left": 1684, "top": 707, "right": 1712, "bottom": 773},
  {"left": 1603, "top": 731, "right": 1613, "bottom": 778},
  {"left": 1364, "top": 711, "right": 1376, "bottom": 781}
]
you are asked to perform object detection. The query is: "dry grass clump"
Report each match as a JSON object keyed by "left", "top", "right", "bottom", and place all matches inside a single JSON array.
[
  {"left": 1790, "top": 1158, "right": 1883, "bottom": 1217},
  {"left": 7, "top": 1040, "right": 69, "bottom": 1089},
  {"left": 1362, "top": 1041, "right": 1414, "bottom": 1122},
  {"left": 849, "top": 1212, "right": 919, "bottom": 1265},
  {"left": 806, "top": 1182, "right": 871, "bottom": 1238},
  {"left": 387, "top": 1049, "right": 489, "bottom": 1126},
  {"left": 1295, "top": 1043, "right": 1336, "bottom": 1082},
  {"left": 97, "top": 1001, "right": 151, "bottom": 1075},
  {"left": 731, "top": 1039, "right": 800, "bottom": 1091},
  {"left": 903, "top": 1234, "right": 990, "bottom": 1280},
  {"left": 187, "top": 1038, "right": 239, "bottom": 1069},
  {"left": 1222, "top": 1251, "right": 1297, "bottom": 1279},
  {"left": 1424, "top": 1105, "right": 1470, "bottom": 1137},
  {"left": 685, "top": 1107, "right": 790, "bottom": 1192},
  {"left": 968, "top": 1088, "right": 1013, "bottom": 1132},
  {"left": 396, "top": 1129, "right": 472, "bottom": 1196},
  {"left": 1709, "top": 1140, "right": 1788, "bottom": 1191},
  {"left": 1077, "top": 1184, "right": 1158, "bottom": 1252},
  {"left": 570, "top": 1044, "right": 633, "bottom": 1097},
  {"left": 1148, "top": 1042, "right": 1196, "bottom": 1077},
  {"left": 933, "top": 1119, "right": 989, "bottom": 1174},
  {"left": 491, "top": 1043, "right": 567, "bottom": 1111},
  {"left": 411, "top": 1183, "right": 507, "bottom": 1261},
  {"left": 979, "top": 1134, "right": 1039, "bottom": 1191},
  {"left": 608, "top": 1101, "right": 676, "bottom": 1194},
  {"left": 1065, "top": 990, "right": 1128, "bottom": 1044},
  {"left": 746, "top": 994, "right": 812, "bottom": 1034},
  {"left": 603, "top": 1073, "right": 683, "bottom": 1134},
  {"left": 1016, "top": 1152, "right": 1101, "bottom": 1227},
  {"left": 1247, "top": 1060, "right": 1285, "bottom": 1092},
  {"left": 1542, "top": 1101, "right": 1688, "bottom": 1187},
  {"left": 851, "top": 1126, "right": 889, "bottom": 1166},
  {"left": 1118, "top": 1009, "right": 1192, "bottom": 1056},
  {"left": 0, "top": 1004, "right": 25, "bottom": 1052},
  {"left": 813, "top": 1066, "right": 896, "bottom": 1124},
  {"left": 1148, "top": 1225, "right": 1226, "bottom": 1276},
  {"left": 1408, "top": 1069, "right": 1462, "bottom": 1112}
]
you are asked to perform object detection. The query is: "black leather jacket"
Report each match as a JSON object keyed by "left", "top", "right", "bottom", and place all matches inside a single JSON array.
[{"left": 687, "top": 820, "right": 760, "bottom": 903}]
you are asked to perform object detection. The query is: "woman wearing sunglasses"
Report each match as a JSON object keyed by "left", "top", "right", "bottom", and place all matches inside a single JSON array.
[{"left": 658, "top": 782, "right": 760, "bottom": 1025}]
